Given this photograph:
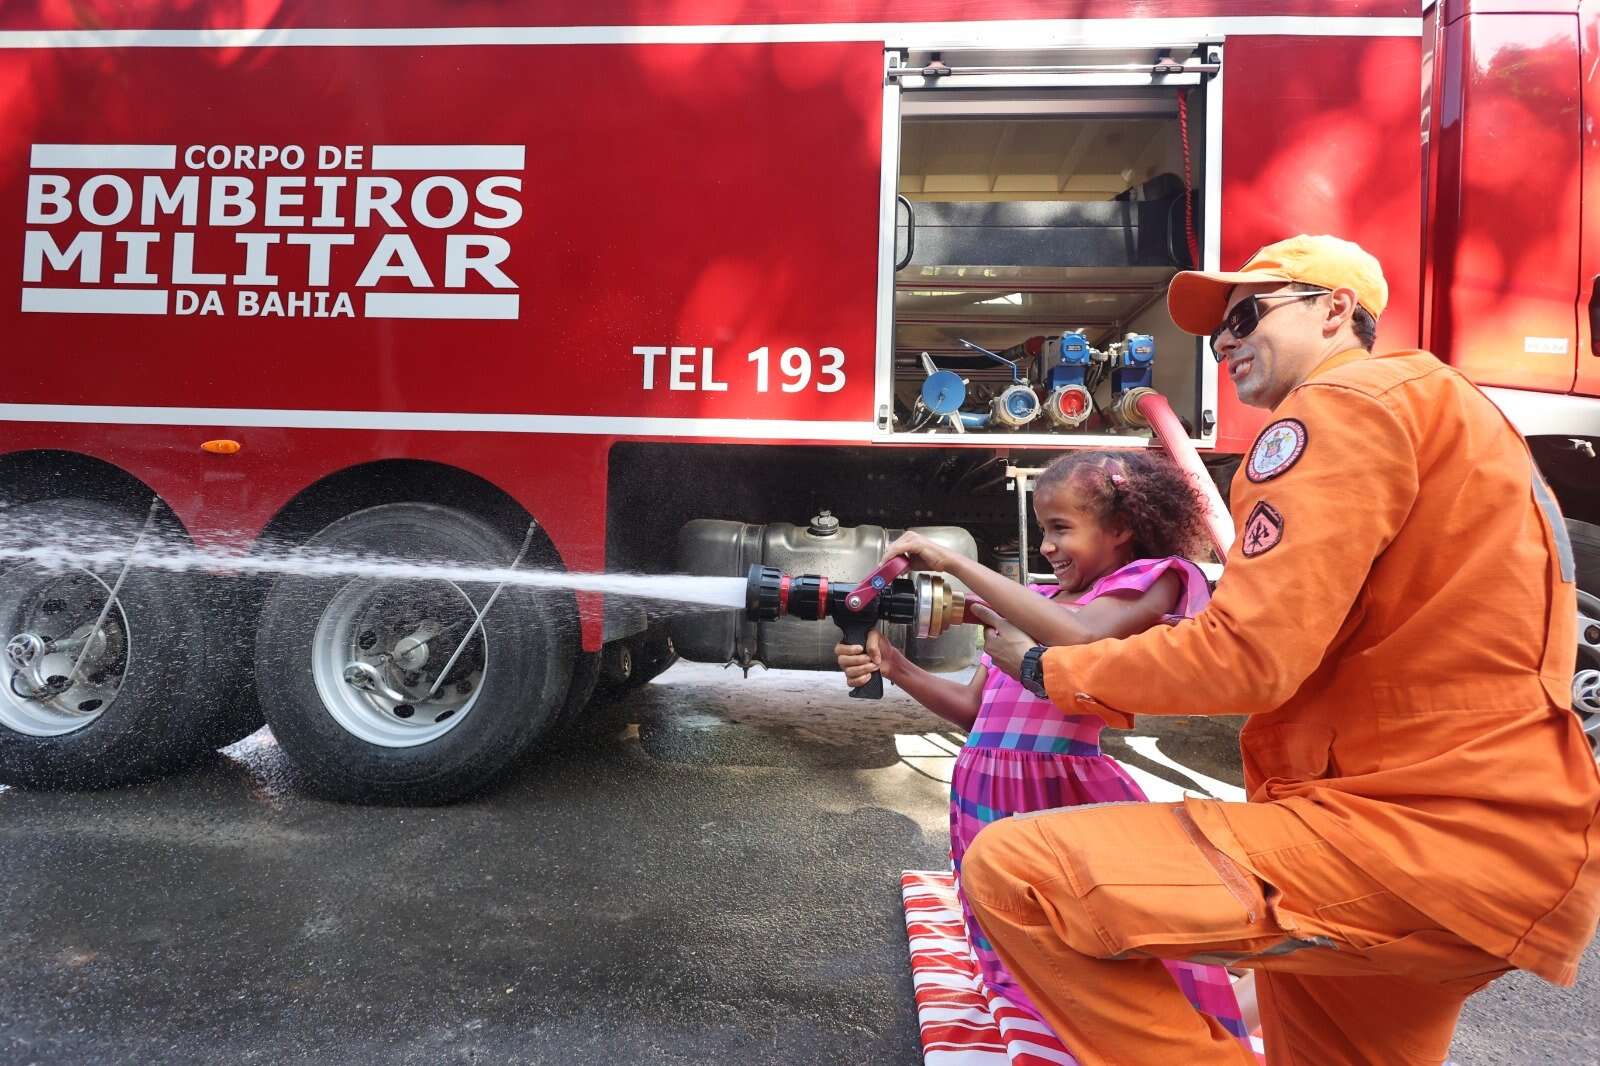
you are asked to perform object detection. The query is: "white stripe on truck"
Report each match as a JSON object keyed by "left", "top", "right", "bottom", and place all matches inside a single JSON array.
[
  {"left": 20, "top": 288, "right": 170, "bottom": 314},
  {"left": 28, "top": 144, "right": 177, "bottom": 169},
  {"left": 0, "top": 403, "right": 878, "bottom": 441}
]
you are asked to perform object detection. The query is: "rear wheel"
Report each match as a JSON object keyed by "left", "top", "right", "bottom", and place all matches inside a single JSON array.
[
  {"left": 253, "top": 503, "right": 573, "bottom": 803},
  {"left": 0, "top": 499, "right": 213, "bottom": 788},
  {"left": 545, "top": 648, "right": 604, "bottom": 743},
  {"left": 558, "top": 630, "right": 679, "bottom": 740},
  {"left": 194, "top": 576, "right": 269, "bottom": 750}
]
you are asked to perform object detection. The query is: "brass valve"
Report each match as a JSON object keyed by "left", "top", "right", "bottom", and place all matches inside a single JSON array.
[{"left": 914, "top": 573, "right": 985, "bottom": 639}]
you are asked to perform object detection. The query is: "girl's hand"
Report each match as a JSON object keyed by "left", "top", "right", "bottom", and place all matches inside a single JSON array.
[
  {"left": 969, "top": 603, "right": 1033, "bottom": 682},
  {"left": 882, "top": 531, "right": 957, "bottom": 573},
  {"left": 835, "top": 630, "right": 899, "bottom": 687}
]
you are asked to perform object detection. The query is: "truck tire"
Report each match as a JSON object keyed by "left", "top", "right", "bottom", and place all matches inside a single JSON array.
[
  {"left": 0, "top": 499, "right": 214, "bottom": 788},
  {"left": 196, "top": 670, "right": 266, "bottom": 750},
  {"left": 544, "top": 648, "right": 604, "bottom": 743},
  {"left": 193, "top": 578, "right": 268, "bottom": 750},
  {"left": 556, "top": 632, "right": 679, "bottom": 741},
  {"left": 1570, "top": 519, "right": 1600, "bottom": 761},
  {"left": 253, "top": 503, "right": 572, "bottom": 803}
]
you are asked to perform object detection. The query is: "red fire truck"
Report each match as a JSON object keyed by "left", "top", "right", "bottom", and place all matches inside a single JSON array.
[{"left": 1, "top": 0, "right": 1595, "bottom": 803}]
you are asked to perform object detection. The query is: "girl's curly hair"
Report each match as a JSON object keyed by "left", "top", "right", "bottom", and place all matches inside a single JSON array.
[{"left": 1033, "top": 449, "right": 1210, "bottom": 560}]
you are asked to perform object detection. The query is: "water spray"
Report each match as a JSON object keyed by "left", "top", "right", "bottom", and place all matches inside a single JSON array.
[
  {"left": 743, "top": 555, "right": 986, "bottom": 700},
  {"left": 0, "top": 521, "right": 751, "bottom": 612}
]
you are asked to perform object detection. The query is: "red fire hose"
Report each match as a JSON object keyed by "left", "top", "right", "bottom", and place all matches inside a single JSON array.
[{"left": 1133, "top": 391, "right": 1234, "bottom": 559}]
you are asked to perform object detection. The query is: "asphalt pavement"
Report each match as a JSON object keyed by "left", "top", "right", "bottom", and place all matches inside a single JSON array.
[{"left": 1, "top": 663, "right": 1594, "bottom": 1065}]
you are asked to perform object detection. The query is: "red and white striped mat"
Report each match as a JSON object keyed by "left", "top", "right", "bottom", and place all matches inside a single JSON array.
[{"left": 900, "top": 870, "right": 1266, "bottom": 1065}]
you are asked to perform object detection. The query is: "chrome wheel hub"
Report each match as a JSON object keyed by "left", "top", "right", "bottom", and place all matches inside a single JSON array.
[
  {"left": 0, "top": 565, "right": 129, "bottom": 737},
  {"left": 315, "top": 579, "right": 488, "bottom": 748}
]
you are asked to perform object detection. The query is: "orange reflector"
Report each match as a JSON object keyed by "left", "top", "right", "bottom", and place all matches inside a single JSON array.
[{"left": 201, "top": 439, "right": 241, "bottom": 455}]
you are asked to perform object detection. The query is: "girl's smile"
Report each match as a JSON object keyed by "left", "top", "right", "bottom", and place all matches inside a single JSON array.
[{"left": 1034, "top": 480, "right": 1135, "bottom": 593}]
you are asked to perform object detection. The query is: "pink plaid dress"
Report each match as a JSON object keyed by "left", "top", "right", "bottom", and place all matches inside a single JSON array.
[{"left": 951, "top": 556, "right": 1251, "bottom": 1042}]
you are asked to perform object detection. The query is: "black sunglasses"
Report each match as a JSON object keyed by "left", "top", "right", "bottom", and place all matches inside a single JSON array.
[{"left": 1209, "top": 289, "right": 1329, "bottom": 361}]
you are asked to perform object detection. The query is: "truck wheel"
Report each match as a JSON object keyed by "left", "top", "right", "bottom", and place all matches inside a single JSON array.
[
  {"left": 544, "top": 649, "right": 603, "bottom": 742},
  {"left": 555, "top": 632, "right": 679, "bottom": 741},
  {"left": 196, "top": 672, "right": 266, "bottom": 750},
  {"left": 253, "top": 504, "right": 572, "bottom": 804},
  {"left": 0, "top": 499, "right": 212, "bottom": 788},
  {"left": 193, "top": 579, "right": 268, "bottom": 750},
  {"left": 1571, "top": 520, "right": 1600, "bottom": 761}
]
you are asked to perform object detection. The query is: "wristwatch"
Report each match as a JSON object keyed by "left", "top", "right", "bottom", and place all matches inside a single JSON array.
[{"left": 1019, "top": 645, "right": 1049, "bottom": 699}]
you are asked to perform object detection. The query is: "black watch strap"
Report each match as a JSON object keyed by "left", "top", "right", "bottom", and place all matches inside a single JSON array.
[{"left": 1020, "top": 645, "right": 1049, "bottom": 698}]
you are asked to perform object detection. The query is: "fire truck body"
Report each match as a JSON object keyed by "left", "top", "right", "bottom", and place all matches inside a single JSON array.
[{"left": 0, "top": 1, "right": 1595, "bottom": 801}]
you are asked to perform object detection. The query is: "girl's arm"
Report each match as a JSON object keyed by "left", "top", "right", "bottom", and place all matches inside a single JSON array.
[
  {"left": 880, "top": 531, "right": 1180, "bottom": 647},
  {"left": 836, "top": 632, "right": 985, "bottom": 731},
  {"left": 946, "top": 558, "right": 1183, "bottom": 647},
  {"left": 880, "top": 532, "right": 1088, "bottom": 643}
]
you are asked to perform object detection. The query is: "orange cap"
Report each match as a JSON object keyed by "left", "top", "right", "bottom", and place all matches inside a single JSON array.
[{"left": 1166, "top": 234, "right": 1389, "bottom": 335}]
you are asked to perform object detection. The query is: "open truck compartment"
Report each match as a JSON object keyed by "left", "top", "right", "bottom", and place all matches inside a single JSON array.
[{"left": 884, "top": 60, "right": 1214, "bottom": 444}]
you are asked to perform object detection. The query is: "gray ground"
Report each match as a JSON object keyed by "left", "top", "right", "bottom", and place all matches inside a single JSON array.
[{"left": 0, "top": 663, "right": 1594, "bottom": 1065}]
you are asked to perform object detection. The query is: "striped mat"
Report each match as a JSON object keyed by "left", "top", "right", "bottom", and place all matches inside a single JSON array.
[{"left": 900, "top": 869, "right": 1267, "bottom": 1065}]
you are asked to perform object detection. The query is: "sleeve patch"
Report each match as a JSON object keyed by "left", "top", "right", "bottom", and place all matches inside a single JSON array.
[
  {"left": 1246, "top": 419, "right": 1308, "bottom": 482},
  {"left": 1242, "top": 500, "right": 1285, "bottom": 557}
]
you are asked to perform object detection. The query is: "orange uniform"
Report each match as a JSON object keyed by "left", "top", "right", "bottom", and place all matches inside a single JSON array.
[{"left": 961, "top": 348, "right": 1600, "bottom": 1064}]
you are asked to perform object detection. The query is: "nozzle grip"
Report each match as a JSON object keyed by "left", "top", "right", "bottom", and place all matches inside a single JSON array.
[
  {"left": 837, "top": 616, "right": 884, "bottom": 701},
  {"left": 851, "top": 672, "right": 885, "bottom": 700}
]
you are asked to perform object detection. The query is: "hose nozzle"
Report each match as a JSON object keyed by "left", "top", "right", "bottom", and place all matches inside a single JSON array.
[{"left": 744, "top": 564, "right": 981, "bottom": 637}]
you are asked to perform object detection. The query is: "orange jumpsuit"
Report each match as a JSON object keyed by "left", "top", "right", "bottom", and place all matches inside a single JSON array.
[{"left": 961, "top": 348, "right": 1600, "bottom": 1065}]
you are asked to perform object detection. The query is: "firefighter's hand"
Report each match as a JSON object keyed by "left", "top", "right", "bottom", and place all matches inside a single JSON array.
[
  {"left": 883, "top": 531, "right": 958, "bottom": 573},
  {"left": 835, "top": 631, "right": 899, "bottom": 686},
  {"left": 970, "top": 603, "right": 1031, "bottom": 682}
]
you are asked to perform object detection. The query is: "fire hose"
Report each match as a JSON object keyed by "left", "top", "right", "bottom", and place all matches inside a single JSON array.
[{"left": 1115, "top": 388, "right": 1234, "bottom": 558}]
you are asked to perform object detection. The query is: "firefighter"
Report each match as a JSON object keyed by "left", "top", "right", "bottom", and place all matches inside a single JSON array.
[{"left": 962, "top": 234, "right": 1600, "bottom": 1065}]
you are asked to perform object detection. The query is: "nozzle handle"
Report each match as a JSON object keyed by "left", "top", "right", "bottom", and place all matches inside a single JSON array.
[
  {"left": 845, "top": 554, "right": 912, "bottom": 613},
  {"left": 851, "top": 671, "right": 884, "bottom": 700},
  {"left": 837, "top": 616, "right": 884, "bottom": 701}
]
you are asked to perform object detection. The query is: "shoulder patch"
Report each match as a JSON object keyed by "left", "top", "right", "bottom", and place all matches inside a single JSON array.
[
  {"left": 1241, "top": 501, "right": 1284, "bottom": 558},
  {"left": 1246, "top": 419, "right": 1307, "bottom": 482}
]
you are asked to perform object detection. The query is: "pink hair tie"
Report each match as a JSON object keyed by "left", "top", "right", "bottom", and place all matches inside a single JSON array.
[{"left": 1109, "top": 472, "right": 1127, "bottom": 485}]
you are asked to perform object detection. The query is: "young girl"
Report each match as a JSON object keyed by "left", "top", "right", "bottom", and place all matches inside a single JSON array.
[{"left": 836, "top": 450, "right": 1249, "bottom": 1044}]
